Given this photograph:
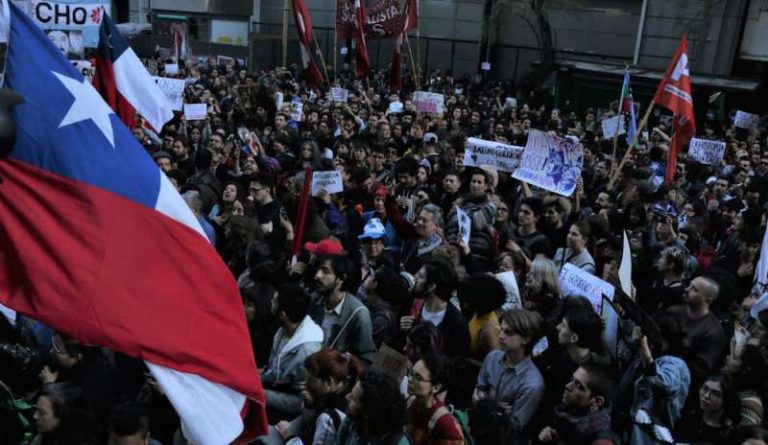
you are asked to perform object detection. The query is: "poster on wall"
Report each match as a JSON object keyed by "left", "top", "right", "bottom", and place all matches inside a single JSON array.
[
  {"left": 211, "top": 20, "right": 249, "bottom": 46},
  {"left": 21, "top": 1, "right": 110, "bottom": 49}
]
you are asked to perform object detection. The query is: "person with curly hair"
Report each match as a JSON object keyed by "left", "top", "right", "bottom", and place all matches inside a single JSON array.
[
  {"left": 406, "top": 353, "right": 463, "bottom": 444},
  {"left": 337, "top": 369, "right": 411, "bottom": 445}
]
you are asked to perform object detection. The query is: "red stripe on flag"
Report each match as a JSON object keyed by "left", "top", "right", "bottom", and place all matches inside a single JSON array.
[
  {"left": 92, "top": 56, "right": 138, "bottom": 129},
  {"left": 0, "top": 158, "right": 266, "bottom": 415}
]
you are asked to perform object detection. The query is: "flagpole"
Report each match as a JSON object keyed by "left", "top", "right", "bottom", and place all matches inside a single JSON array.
[
  {"left": 311, "top": 28, "right": 331, "bottom": 84},
  {"left": 607, "top": 99, "right": 656, "bottom": 190},
  {"left": 333, "top": 4, "right": 338, "bottom": 78},
  {"left": 282, "top": 0, "right": 290, "bottom": 68},
  {"left": 610, "top": 64, "right": 630, "bottom": 179},
  {"left": 404, "top": 33, "right": 420, "bottom": 90},
  {"left": 416, "top": 28, "right": 421, "bottom": 86}
]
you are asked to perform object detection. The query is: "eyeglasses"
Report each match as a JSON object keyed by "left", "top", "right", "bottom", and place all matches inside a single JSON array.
[{"left": 409, "top": 370, "right": 431, "bottom": 383}]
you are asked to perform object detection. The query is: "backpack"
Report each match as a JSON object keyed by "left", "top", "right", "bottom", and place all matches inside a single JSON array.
[{"left": 427, "top": 404, "right": 473, "bottom": 445}]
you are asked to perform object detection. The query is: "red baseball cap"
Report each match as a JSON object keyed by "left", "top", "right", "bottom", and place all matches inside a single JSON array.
[{"left": 304, "top": 239, "right": 343, "bottom": 255}]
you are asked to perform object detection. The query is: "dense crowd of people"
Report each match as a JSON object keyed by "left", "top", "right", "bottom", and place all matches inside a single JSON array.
[{"left": 1, "top": 55, "right": 768, "bottom": 445}]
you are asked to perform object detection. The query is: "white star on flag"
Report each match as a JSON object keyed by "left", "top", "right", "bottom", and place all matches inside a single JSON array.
[{"left": 53, "top": 71, "right": 116, "bottom": 147}]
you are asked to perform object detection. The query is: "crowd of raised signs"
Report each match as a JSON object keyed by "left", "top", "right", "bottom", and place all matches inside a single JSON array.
[{"left": 2, "top": 57, "right": 768, "bottom": 445}]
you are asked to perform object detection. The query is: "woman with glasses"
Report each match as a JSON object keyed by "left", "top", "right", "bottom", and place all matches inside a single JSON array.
[
  {"left": 405, "top": 353, "right": 463, "bottom": 445},
  {"left": 674, "top": 374, "right": 741, "bottom": 445}
]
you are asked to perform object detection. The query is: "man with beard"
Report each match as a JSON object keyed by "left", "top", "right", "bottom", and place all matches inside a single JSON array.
[
  {"left": 540, "top": 197, "right": 570, "bottom": 252},
  {"left": 307, "top": 255, "right": 376, "bottom": 364},
  {"left": 438, "top": 170, "right": 462, "bottom": 217},
  {"left": 400, "top": 257, "right": 470, "bottom": 358}
]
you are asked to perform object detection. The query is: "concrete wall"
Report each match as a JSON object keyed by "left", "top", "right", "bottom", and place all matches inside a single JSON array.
[{"left": 134, "top": 0, "right": 751, "bottom": 79}]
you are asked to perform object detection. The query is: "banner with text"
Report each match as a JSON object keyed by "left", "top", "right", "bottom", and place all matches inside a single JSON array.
[
  {"left": 153, "top": 76, "right": 186, "bottom": 111},
  {"left": 330, "top": 87, "right": 349, "bottom": 103},
  {"left": 463, "top": 138, "right": 523, "bottom": 173},
  {"left": 24, "top": 1, "right": 109, "bottom": 49},
  {"left": 413, "top": 91, "right": 445, "bottom": 114},
  {"left": 512, "top": 130, "right": 584, "bottom": 197},
  {"left": 688, "top": 138, "right": 725, "bottom": 165},
  {"left": 601, "top": 115, "right": 626, "bottom": 139},
  {"left": 559, "top": 263, "right": 615, "bottom": 313}
]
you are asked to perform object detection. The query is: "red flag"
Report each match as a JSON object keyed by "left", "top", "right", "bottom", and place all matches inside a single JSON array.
[
  {"left": 390, "top": 33, "right": 403, "bottom": 93},
  {"left": 653, "top": 35, "right": 695, "bottom": 183},
  {"left": 353, "top": 0, "right": 370, "bottom": 76},
  {"left": 291, "top": 0, "right": 324, "bottom": 86},
  {"left": 403, "top": 0, "right": 419, "bottom": 31},
  {"left": 336, "top": 0, "right": 354, "bottom": 38}
]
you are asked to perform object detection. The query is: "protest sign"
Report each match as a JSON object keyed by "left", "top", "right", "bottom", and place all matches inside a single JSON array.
[
  {"left": 183, "top": 103, "right": 207, "bottom": 121},
  {"left": 611, "top": 288, "right": 662, "bottom": 351},
  {"left": 311, "top": 171, "right": 344, "bottom": 196},
  {"left": 601, "top": 115, "right": 626, "bottom": 139},
  {"left": 688, "top": 138, "right": 725, "bottom": 165},
  {"left": 164, "top": 63, "right": 179, "bottom": 75},
  {"left": 619, "top": 231, "right": 633, "bottom": 297},
  {"left": 512, "top": 130, "right": 584, "bottom": 197},
  {"left": 463, "top": 138, "right": 523, "bottom": 173},
  {"left": 330, "top": 87, "right": 349, "bottom": 103},
  {"left": 340, "top": 47, "right": 349, "bottom": 55},
  {"left": 275, "top": 92, "right": 284, "bottom": 111},
  {"left": 388, "top": 101, "right": 403, "bottom": 113},
  {"left": 504, "top": 97, "right": 517, "bottom": 109},
  {"left": 456, "top": 205, "right": 471, "bottom": 245},
  {"left": 734, "top": 110, "right": 760, "bottom": 130},
  {"left": 481, "top": 62, "right": 491, "bottom": 71},
  {"left": 153, "top": 76, "right": 185, "bottom": 111},
  {"left": 559, "top": 263, "right": 614, "bottom": 313},
  {"left": 413, "top": 91, "right": 445, "bottom": 114}
]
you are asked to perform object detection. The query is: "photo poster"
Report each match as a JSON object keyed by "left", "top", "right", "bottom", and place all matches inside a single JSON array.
[
  {"left": 456, "top": 205, "right": 471, "bottom": 245},
  {"left": 463, "top": 138, "right": 524, "bottom": 173},
  {"left": 512, "top": 129, "right": 584, "bottom": 197},
  {"left": 688, "top": 138, "right": 726, "bottom": 166},
  {"left": 413, "top": 91, "right": 445, "bottom": 114},
  {"left": 290, "top": 99, "right": 304, "bottom": 122},
  {"left": 311, "top": 170, "right": 344, "bottom": 196}
]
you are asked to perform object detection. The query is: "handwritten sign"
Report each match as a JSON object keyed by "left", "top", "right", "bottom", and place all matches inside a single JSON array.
[
  {"left": 164, "top": 63, "right": 179, "bottom": 74},
  {"left": 464, "top": 138, "right": 523, "bottom": 173},
  {"left": 183, "top": 103, "right": 207, "bottom": 121},
  {"left": 559, "top": 263, "right": 614, "bottom": 313},
  {"left": 734, "top": 110, "right": 760, "bottom": 130},
  {"left": 601, "top": 115, "right": 626, "bottom": 139},
  {"left": 456, "top": 205, "right": 471, "bottom": 245},
  {"left": 311, "top": 171, "right": 344, "bottom": 196},
  {"left": 513, "top": 130, "right": 584, "bottom": 197},
  {"left": 153, "top": 76, "right": 186, "bottom": 111},
  {"left": 688, "top": 138, "right": 725, "bottom": 165},
  {"left": 330, "top": 87, "right": 349, "bottom": 103},
  {"left": 413, "top": 91, "right": 445, "bottom": 114}
]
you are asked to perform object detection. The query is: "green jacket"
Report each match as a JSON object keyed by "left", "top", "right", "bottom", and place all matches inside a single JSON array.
[{"left": 309, "top": 293, "right": 377, "bottom": 364}]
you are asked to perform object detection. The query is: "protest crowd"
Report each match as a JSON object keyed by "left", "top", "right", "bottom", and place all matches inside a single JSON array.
[{"left": 3, "top": 40, "right": 768, "bottom": 445}]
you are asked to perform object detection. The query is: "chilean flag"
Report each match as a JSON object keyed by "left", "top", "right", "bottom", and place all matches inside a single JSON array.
[
  {"left": 92, "top": 11, "right": 173, "bottom": 131},
  {"left": 0, "top": 4, "right": 266, "bottom": 444}
]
